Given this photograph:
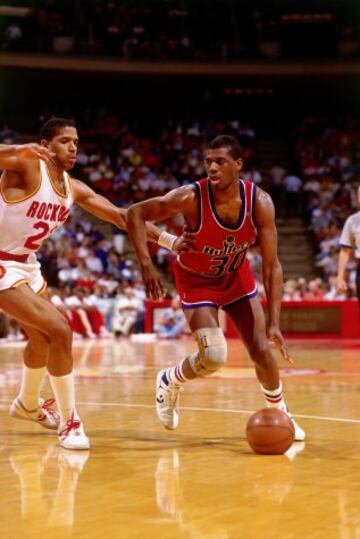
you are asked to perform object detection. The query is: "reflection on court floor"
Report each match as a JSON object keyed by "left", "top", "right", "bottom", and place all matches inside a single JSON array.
[{"left": 0, "top": 337, "right": 359, "bottom": 539}]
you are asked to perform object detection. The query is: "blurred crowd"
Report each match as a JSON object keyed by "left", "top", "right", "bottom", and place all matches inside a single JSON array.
[
  {"left": 1, "top": 0, "right": 359, "bottom": 60},
  {"left": 73, "top": 113, "right": 257, "bottom": 206},
  {"left": 299, "top": 117, "right": 359, "bottom": 288},
  {"left": 0, "top": 111, "right": 359, "bottom": 341}
]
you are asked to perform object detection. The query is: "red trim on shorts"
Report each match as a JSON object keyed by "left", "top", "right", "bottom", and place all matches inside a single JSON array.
[{"left": 0, "top": 251, "right": 29, "bottom": 263}]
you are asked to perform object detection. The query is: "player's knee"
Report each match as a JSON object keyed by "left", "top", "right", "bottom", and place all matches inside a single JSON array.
[
  {"left": 190, "top": 328, "right": 227, "bottom": 377},
  {"left": 26, "top": 333, "right": 50, "bottom": 351},
  {"left": 47, "top": 318, "right": 72, "bottom": 343}
]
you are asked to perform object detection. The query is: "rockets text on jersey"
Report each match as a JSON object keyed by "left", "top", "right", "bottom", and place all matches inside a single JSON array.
[{"left": 0, "top": 160, "right": 73, "bottom": 256}]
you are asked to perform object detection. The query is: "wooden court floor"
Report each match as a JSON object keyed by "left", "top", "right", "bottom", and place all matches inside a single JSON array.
[{"left": 0, "top": 336, "right": 359, "bottom": 539}]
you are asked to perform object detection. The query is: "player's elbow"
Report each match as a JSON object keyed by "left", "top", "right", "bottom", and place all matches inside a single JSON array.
[
  {"left": 114, "top": 208, "right": 127, "bottom": 231},
  {"left": 127, "top": 204, "right": 144, "bottom": 226}
]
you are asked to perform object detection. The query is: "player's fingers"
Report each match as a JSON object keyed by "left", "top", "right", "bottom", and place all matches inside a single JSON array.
[
  {"left": 145, "top": 279, "right": 156, "bottom": 300},
  {"left": 149, "top": 277, "right": 164, "bottom": 300},
  {"left": 268, "top": 338, "right": 277, "bottom": 348},
  {"left": 35, "top": 152, "right": 50, "bottom": 162},
  {"left": 35, "top": 147, "right": 54, "bottom": 161},
  {"left": 280, "top": 341, "right": 293, "bottom": 364},
  {"left": 156, "top": 282, "right": 165, "bottom": 299}
]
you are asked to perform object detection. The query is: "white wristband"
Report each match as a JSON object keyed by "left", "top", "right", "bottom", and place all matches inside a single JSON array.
[{"left": 158, "top": 231, "right": 177, "bottom": 252}]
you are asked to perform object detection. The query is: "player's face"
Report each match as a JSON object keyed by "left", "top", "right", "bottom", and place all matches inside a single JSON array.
[
  {"left": 204, "top": 147, "right": 243, "bottom": 190},
  {"left": 43, "top": 127, "right": 79, "bottom": 170}
]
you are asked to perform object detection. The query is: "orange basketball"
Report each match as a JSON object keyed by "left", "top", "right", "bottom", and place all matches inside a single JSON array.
[{"left": 246, "top": 408, "right": 295, "bottom": 455}]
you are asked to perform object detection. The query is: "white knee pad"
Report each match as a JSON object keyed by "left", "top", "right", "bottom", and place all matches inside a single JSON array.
[{"left": 189, "top": 328, "right": 227, "bottom": 377}]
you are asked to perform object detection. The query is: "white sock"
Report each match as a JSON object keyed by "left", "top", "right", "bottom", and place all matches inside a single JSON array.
[
  {"left": 260, "top": 382, "right": 287, "bottom": 411},
  {"left": 49, "top": 371, "right": 78, "bottom": 428},
  {"left": 164, "top": 360, "right": 189, "bottom": 386},
  {"left": 18, "top": 365, "right": 46, "bottom": 410}
]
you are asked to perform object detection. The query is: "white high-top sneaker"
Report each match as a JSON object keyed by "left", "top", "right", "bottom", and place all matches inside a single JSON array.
[
  {"left": 284, "top": 407, "right": 306, "bottom": 441},
  {"left": 58, "top": 413, "right": 90, "bottom": 450},
  {"left": 9, "top": 397, "right": 60, "bottom": 430},
  {"left": 156, "top": 369, "right": 180, "bottom": 430}
]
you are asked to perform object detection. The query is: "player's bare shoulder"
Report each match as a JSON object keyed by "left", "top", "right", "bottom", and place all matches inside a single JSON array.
[
  {"left": 163, "top": 183, "right": 198, "bottom": 211},
  {"left": 1, "top": 158, "right": 40, "bottom": 197},
  {"left": 68, "top": 177, "right": 92, "bottom": 203},
  {"left": 254, "top": 186, "right": 276, "bottom": 225}
]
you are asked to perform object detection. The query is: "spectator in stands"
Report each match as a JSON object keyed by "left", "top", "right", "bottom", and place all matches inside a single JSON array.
[
  {"left": 303, "top": 279, "right": 325, "bottom": 301},
  {"left": 112, "top": 285, "right": 143, "bottom": 336},
  {"left": 155, "top": 296, "right": 186, "bottom": 339},
  {"left": 283, "top": 280, "right": 301, "bottom": 301},
  {"left": 268, "top": 162, "right": 286, "bottom": 215},
  {"left": 244, "top": 165, "right": 263, "bottom": 185},
  {"left": 316, "top": 246, "right": 339, "bottom": 281},
  {"left": 86, "top": 284, "right": 115, "bottom": 332},
  {"left": 283, "top": 172, "right": 303, "bottom": 216}
]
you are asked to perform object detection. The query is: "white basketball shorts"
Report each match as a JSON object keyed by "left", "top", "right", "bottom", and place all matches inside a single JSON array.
[{"left": 0, "top": 253, "right": 46, "bottom": 294}]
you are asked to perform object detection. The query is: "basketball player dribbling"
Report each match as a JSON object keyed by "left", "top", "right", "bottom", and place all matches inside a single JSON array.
[
  {"left": 0, "top": 117, "right": 189, "bottom": 450},
  {"left": 127, "top": 135, "right": 305, "bottom": 441}
]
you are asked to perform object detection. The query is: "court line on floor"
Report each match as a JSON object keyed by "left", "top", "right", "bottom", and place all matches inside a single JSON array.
[
  {"left": 0, "top": 398, "right": 359, "bottom": 424},
  {"left": 75, "top": 401, "right": 360, "bottom": 425}
]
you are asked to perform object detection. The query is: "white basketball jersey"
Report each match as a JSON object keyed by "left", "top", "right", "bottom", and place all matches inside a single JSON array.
[{"left": 0, "top": 160, "right": 73, "bottom": 255}]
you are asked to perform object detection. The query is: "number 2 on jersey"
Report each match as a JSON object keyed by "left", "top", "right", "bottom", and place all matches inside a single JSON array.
[{"left": 24, "top": 221, "right": 51, "bottom": 250}]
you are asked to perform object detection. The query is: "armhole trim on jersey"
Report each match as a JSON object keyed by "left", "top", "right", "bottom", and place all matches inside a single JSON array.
[
  {"left": 185, "top": 182, "right": 202, "bottom": 233},
  {"left": 66, "top": 173, "right": 74, "bottom": 201},
  {"left": 0, "top": 160, "right": 42, "bottom": 204},
  {"left": 250, "top": 182, "right": 258, "bottom": 229}
]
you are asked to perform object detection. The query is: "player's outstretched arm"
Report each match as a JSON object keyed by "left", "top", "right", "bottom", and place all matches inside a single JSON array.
[
  {"left": 71, "top": 179, "right": 192, "bottom": 253},
  {"left": 0, "top": 143, "right": 54, "bottom": 171},
  {"left": 127, "top": 186, "right": 194, "bottom": 299},
  {"left": 255, "top": 187, "right": 292, "bottom": 363}
]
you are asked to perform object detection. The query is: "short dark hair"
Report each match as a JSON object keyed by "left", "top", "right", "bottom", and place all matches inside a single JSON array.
[
  {"left": 207, "top": 135, "right": 243, "bottom": 159},
  {"left": 40, "top": 117, "right": 75, "bottom": 141}
]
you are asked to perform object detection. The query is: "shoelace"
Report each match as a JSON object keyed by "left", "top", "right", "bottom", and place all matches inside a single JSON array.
[
  {"left": 59, "top": 412, "right": 81, "bottom": 438},
  {"left": 42, "top": 398, "right": 60, "bottom": 422}
]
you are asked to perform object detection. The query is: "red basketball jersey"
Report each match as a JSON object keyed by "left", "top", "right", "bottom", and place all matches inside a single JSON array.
[{"left": 178, "top": 178, "right": 257, "bottom": 278}]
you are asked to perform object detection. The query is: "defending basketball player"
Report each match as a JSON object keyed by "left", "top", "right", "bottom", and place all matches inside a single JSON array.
[
  {"left": 0, "top": 118, "right": 191, "bottom": 450},
  {"left": 127, "top": 135, "right": 305, "bottom": 441}
]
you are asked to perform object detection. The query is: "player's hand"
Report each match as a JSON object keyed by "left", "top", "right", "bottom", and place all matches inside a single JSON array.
[
  {"left": 336, "top": 277, "right": 347, "bottom": 294},
  {"left": 16, "top": 144, "right": 55, "bottom": 162},
  {"left": 140, "top": 261, "right": 166, "bottom": 300},
  {"left": 172, "top": 232, "right": 197, "bottom": 254},
  {"left": 267, "top": 325, "right": 293, "bottom": 364}
]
